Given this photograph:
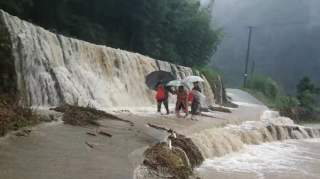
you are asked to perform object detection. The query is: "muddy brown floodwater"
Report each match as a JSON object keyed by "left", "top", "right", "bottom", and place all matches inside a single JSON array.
[{"left": 197, "top": 126, "right": 320, "bottom": 179}]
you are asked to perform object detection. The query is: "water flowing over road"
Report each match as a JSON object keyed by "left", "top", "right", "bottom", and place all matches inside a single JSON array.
[
  {"left": 197, "top": 90, "right": 320, "bottom": 179},
  {"left": 198, "top": 138, "right": 320, "bottom": 179},
  {"left": 0, "top": 89, "right": 319, "bottom": 179}
]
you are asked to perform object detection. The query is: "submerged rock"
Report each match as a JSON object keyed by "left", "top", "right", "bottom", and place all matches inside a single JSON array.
[
  {"left": 143, "top": 142, "right": 193, "bottom": 179},
  {"left": 140, "top": 133, "right": 204, "bottom": 179}
]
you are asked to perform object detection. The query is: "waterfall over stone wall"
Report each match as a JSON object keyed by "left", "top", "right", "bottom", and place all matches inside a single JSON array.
[{"left": 0, "top": 10, "right": 214, "bottom": 108}]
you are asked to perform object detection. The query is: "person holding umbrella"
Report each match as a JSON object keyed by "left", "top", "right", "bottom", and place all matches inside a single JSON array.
[
  {"left": 145, "top": 71, "right": 176, "bottom": 115},
  {"left": 190, "top": 84, "right": 202, "bottom": 115},
  {"left": 166, "top": 79, "right": 190, "bottom": 118},
  {"left": 155, "top": 81, "right": 170, "bottom": 115},
  {"left": 174, "top": 85, "right": 189, "bottom": 118},
  {"left": 184, "top": 76, "right": 204, "bottom": 116}
]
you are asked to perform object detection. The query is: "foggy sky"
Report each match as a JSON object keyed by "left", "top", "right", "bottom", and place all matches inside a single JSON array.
[{"left": 210, "top": 0, "right": 320, "bottom": 92}]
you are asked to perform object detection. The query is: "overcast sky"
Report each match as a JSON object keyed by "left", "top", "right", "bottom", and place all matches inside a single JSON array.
[{"left": 209, "top": 0, "right": 320, "bottom": 91}]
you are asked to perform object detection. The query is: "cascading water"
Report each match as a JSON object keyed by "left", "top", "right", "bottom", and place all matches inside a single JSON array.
[
  {"left": 190, "top": 110, "right": 320, "bottom": 159},
  {"left": 2, "top": 9, "right": 320, "bottom": 179},
  {"left": 194, "top": 111, "right": 320, "bottom": 179},
  {"left": 0, "top": 10, "right": 215, "bottom": 109}
]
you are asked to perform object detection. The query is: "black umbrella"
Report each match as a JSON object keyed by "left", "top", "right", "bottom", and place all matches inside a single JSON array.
[{"left": 145, "top": 71, "right": 176, "bottom": 90}]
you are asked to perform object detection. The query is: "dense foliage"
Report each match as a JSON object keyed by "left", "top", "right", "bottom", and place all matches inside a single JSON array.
[
  {"left": 296, "top": 77, "right": 320, "bottom": 111},
  {"left": 244, "top": 75, "right": 297, "bottom": 109},
  {"left": 245, "top": 75, "right": 320, "bottom": 122},
  {"left": 246, "top": 75, "right": 280, "bottom": 101},
  {"left": 0, "top": 0, "right": 220, "bottom": 67}
]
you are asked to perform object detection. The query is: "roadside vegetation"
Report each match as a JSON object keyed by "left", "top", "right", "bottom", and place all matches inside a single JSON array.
[
  {"left": 51, "top": 104, "right": 133, "bottom": 126},
  {"left": 244, "top": 75, "right": 320, "bottom": 123},
  {"left": 0, "top": 0, "right": 221, "bottom": 67},
  {"left": 0, "top": 22, "right": 40, "bottom": 136},
  {"left": 0, "top": 95, "right": 40, "bottom": 136},
  {"left": 199, "top": 67, "right": 237, "bottom": 107}
]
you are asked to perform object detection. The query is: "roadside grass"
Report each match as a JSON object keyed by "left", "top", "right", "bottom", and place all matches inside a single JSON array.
[
  {"left": 244, "top": 75, "right": 320, "bottom": 123},
  {"left": 0, "top": 95, "right": 40, "bottom": 136}
]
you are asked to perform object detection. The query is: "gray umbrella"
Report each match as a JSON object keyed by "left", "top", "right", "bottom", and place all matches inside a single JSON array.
[{"left": 145, "top": 71, "right": 176, "bottom": 90}]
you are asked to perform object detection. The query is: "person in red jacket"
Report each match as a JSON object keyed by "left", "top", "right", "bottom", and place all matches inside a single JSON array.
[{"left": 155, "top": 83, "right": 169, "bottom": 114}]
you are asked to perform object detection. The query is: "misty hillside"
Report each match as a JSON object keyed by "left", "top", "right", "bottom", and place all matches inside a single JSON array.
[{"left": 211, "top": 0, "right": 320, "bottom": 93}]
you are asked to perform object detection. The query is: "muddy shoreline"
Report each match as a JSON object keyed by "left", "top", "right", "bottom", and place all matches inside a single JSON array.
[{"left": 0, "top": 98, "right": 267, "bottom": 179}]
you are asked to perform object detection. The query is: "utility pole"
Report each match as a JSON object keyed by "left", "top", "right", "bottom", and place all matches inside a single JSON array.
[
  {"left": 243, "top": 26, "right": 253, "bottom": 87},
  {"left": 250, "top": 60, "right": 255, "bottom": 76}
]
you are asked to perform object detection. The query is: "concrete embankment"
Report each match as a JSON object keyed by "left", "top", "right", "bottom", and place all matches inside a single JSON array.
[{"left": 0, "top": 9, "right": 214, "bottom": 109}]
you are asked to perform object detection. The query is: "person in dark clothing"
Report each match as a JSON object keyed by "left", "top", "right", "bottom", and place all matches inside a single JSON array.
[
  {"left": 193, "top": 82, "right": 202, "bottom": 92},
  {"left": 190, "top": 89, "right": 201, "bottom": 115},
  {"left": 155, "top": 83, "right": 170, "bottom": 114},
  {"left": 191, "top": 82, "right": 202, "bottom": 115},
  {"left": 174, "top": 86, "right": 189, "bottom": 118}
]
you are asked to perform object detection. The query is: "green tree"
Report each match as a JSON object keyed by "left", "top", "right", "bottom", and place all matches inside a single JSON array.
[
  {"left": 0, "top": 0, "right": 221, "bottom": 67},
  {"left": 246, "top": 75, "right": 280, "bottom": 100},
  {"left": 296, "top": 77, "right": 320, "bottom": 110}
]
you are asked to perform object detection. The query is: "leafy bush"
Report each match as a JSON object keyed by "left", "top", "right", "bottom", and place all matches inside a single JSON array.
[
  {"left": 0, "top": 95, "right": 40, "bottom": 136},
  {"left": 246, "top": 75, "right": 281, "bottom": 100},
  {"left": 198, "top": 67, "right": 220, "bottom": 83},
  {"left": 296, "top": 77, "right": 320, "bottom": 111},
  {"left": 244, "top": 75, "right": 320, "bottom": 122},
  {"left": 275, "top": 95, "right": 299, "bottom": 110},
  {"left": 245, "top": 75, "right": 299, "bottom": 110}
]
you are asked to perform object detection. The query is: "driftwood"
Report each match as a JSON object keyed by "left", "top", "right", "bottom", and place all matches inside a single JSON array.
[
  {"left": 99, "top": 131, "right": 112, "bottom": 137},
  {"left": 15, "top": 129, "right": 32, "bottom": 137},
  {"left": 147, "top": 123, "right": 171, "bottom": 132},
  {"left": 85, "top": 141, "right": 94, "bottom": 148},
  {"left": 86, "top": 132, "right": 97, "bottom": 136}
]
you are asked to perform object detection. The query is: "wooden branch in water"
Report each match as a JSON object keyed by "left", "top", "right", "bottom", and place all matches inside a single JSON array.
[{"left": 99, "top": 131, "right": 112, "bottom": 137}]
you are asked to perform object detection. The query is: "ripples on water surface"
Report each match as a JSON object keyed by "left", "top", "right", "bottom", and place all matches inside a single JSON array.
[{"left": 198, "top": 138, "right": 320, "bottom": 179}]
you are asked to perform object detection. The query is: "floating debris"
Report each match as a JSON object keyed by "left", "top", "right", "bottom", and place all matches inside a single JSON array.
[
  {"left": 99, "top": 131, "right": 112, "bottom": 138},
  {"left": 51, "top": 104, "right": 134, "bottom": 126},
  {"left": 86, "top": 132, "right": 97, "bottom": 136},
  {"left": 15, "top": 129, "right": 32, "bottom": 137},
  {"left": 85, "top": 141, "right": 94, "bottom": 148}
]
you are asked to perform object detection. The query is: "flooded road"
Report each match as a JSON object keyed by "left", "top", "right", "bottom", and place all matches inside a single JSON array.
[
  {"left": 0, "top": 119, "right": 157, "bottom": 179},
  {"left": 197, "top": 126, "right": 320, "bottom": 179},
  {"left": 197, "top": 90, "right": 320, "bottom": 179},
  {"left": 0, "top": 91, "right": 316, "bottom": 179}
]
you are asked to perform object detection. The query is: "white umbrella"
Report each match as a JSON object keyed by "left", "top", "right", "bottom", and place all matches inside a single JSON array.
[
  {"left": 166, "top": 80, "right": 191, "bottom": 89},
  {"left": 166, "top": 80, "right": 183, "bottom": 87},
  {"left": 184, "top": 75, "right": 205, "bottom": 83}
]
